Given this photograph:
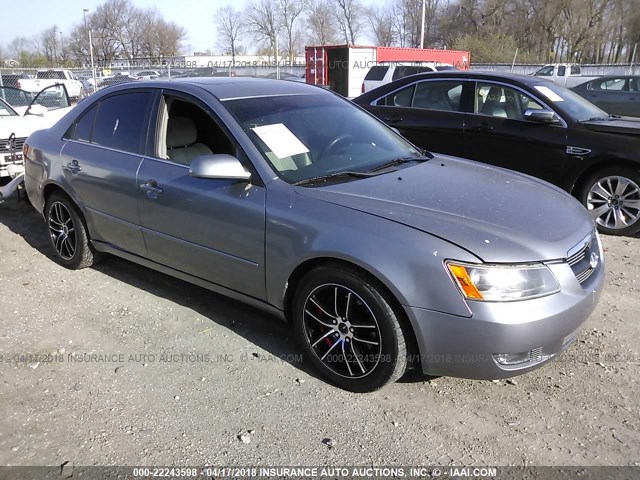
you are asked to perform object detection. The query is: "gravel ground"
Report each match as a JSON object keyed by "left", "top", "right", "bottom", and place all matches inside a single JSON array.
[{"left": 0, "top": 196, "right": 638, "bottom": 468}]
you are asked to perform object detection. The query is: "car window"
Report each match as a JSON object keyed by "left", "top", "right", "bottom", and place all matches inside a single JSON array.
[
  {"left": 570, "top": 66, "right": 581, "bottom": 75},
  {"left": 630, "top": 78, "right": 640, "bottom": 92},
  {"left": 224, "top": 93, "right": 421, "bottom": 184},
  {"left": 0, "top": 98, "right": 18, "bottom": 116},
  {"left": 557, "top": 66, "right": 566, "bottom": 77},
  {"left": 392, "top": 66, "right": 418, "bottom": 81},
  {"left": 534, "top": 65, "right": 554, "bottom": 76},
  {"left": 92, "top": 92, "right": 151, "bottom": 153},
  {"left": 364, "top": 66, "right": 388, "bottom": 81},
  {"left": 0, "top": 87, "right": 34, "bottom": 108},
  {"left": 67, "top": 104, "right": 98, "bottom": 142},
  {"left": 377, "top": 84, "right": 416, "bottom": 107},
  {"left": 476, "top": 83, "right": 545, "bottom": 120},
  {"left": 412, "top": 81, "right": 464, "bottom": 112},
  {"left": 590, "top": 78, "right": 627, "bottom": 91},
  {"left": 158, "top": 95, "right": 235, "bottom": 166}
]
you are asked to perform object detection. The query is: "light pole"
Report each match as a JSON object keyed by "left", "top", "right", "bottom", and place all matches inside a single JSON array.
[
  {"left": 420, "top": 0, "right": 426, "bottom": 49},
  {"left": 83, "top": 8, "right": 96, "bottom": 92},
  {"left": 59, "top": 31, "right": 64, "bottom": 66}
]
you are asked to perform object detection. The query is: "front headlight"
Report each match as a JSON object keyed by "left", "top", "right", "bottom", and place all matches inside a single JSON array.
[{"left": 446, "top": 262, "right": 560, "bottom": 302}]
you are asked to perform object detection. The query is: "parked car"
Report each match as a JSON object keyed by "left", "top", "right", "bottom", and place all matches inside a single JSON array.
[
  {"left": 362, "top": 63, "right": 438, "bottom": 93},
  {"left": 0, "top": 85, "right": 72, "bottom": 196},
  {"left": 98, "top": 75, "right": 139, "bottom": 89},
  {"left": 17, "top": 69, "right": 84, "bottom": 99},
  {"left": 354, "top": 71, "right": 640, "bottom": 236},
  {"left": 136, "top": 70, "right": 161, "bottom": 80},
  {"left": 24, "top": 78, "right": 603, "bottom": 392},
  {"left": 571, "top": 76, "right": 640, "bottom": 117}
]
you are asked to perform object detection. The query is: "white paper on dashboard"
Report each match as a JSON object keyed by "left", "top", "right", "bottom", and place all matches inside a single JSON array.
[
  {"left": 251, "top": 123, "right": 310, "bottom": 159},
  {"left": 534, "top": 86, "right": 564, "bottom": 102}
]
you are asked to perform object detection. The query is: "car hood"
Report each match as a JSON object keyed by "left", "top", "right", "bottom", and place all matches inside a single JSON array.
[
  {"left": 297, "top": 156, "right": 593, "bottom": 263},
  {"left": 580, "top": 116, "right": 640, "bottom": 135},
  {"left": 0, "top": 107, "right": 73, "bottom": 139}
]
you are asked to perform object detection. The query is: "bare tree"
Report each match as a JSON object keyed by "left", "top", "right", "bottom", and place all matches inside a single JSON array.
[
  {"left": 279, "top": 0, "right": 306, "bottom": 63},
  {"left": 307, "top": 0, "right": 338, "bottom": 45},
  {"left": 367, "top": 5, "right": 396, "bottom": 47},
  {"left": 215, "top": 5, "right": 244, "bottom": 62},
  {"left": 246, "top": 0, "right": 281, "bottom": 61},
  {"left": 333, "top": 0, "right": 364, "bottom": 44}
]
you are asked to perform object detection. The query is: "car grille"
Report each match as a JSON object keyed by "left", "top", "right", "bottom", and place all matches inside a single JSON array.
[
  {"left": 566, "top": 231, "right": 599, "bottom": 285},
  {"left": 0, "top": 136, "right": 25, "bottom": 152}
]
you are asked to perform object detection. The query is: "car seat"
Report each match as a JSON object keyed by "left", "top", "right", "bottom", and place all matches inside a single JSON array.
[{"left": 166, "top": 117, "right": 213, "bottom": 165}]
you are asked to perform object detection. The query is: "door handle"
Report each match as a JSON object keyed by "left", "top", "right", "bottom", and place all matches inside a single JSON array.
[
  {"left": 140, "top": 179, "right": 163, "bottom": 198},
  {"left": 468, "top": 123, "right": 494, "bottom": 132},
  {"left": 66, "top": 159, "right": 82, "bottom": 174}
]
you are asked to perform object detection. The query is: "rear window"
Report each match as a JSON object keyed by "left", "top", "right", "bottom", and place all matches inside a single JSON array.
[
  {"left": 365, "top": 66, "right": 389, "bottom": 81},
  {"left": 392, "top": 66, "right": 418, "bottom": 81}
]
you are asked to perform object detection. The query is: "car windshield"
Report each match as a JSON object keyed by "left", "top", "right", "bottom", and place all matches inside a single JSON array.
[
  {"left": 532, "top": 83, "right": 608, "bottom": 122},
  {"left": 224, "top": 93, "right": 422, "bottom": 184},
  {"left": 0, "top": 98, "right": 19, "bottom": 116}
]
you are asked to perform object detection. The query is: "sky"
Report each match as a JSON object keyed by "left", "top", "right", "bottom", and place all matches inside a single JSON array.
[{"left": 1, "top": 0, "right": 248, "bottom": 54}]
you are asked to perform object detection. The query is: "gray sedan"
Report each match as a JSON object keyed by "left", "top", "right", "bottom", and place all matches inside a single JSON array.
[{"left": 23, "top": 78, "right": 604, "bottom": 392}]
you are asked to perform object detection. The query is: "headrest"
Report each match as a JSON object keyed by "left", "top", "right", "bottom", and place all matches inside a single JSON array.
[{"left": 167, "top": 117, "right": 197, "bottom": 148}]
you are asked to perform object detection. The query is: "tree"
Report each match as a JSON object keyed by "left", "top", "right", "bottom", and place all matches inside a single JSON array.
[
  {"left": 334, "top": 0, "right": 364, "bottom": 44},
  {"left": 307, "top": 0, "right": 338, "bottom": 45},
  {"left": 215, "top": 5, "right": 244, "bottom": 61},
  {"left": 246, "top": 0, "right": 281, "bottom": 61}
]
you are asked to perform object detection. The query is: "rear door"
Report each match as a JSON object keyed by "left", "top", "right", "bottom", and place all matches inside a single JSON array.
[
  {"left": 581, "top": 78, "right": 639, "bottom": 116},
  {"left": 464, "top": 81, "right": 568, "bottom": 184},
  {"left": 136, "top": 90, "right": 266, "bottom": 299},
  {"left": 363, "top": 78, "right": 471, "bottom": 157},
  {"left": 61, "top": 90, "right": 153, "bottom": 256}
]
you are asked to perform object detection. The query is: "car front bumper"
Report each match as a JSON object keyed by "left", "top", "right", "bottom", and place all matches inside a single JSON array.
[{"left": 405, "top": 256, "right": 605, "bottom": 380}]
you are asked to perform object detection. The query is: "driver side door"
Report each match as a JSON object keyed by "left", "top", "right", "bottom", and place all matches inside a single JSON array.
[{"left": 137, "top": 90, "right": 267, "bottom": 300}]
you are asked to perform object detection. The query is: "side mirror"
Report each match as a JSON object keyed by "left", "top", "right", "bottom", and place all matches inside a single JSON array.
[
  {"left": 524, "top": 109, "right": 559, "bottom": 124},
  {"left": 26, "top": 104, "right": 48, "bottom": 116},
  {"left": 189, "top": 154, "right": 251, "bottom": 181}
]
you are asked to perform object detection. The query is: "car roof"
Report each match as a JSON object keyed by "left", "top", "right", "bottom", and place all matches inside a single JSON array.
[
  {"left": 104, "top": 76, "right": 331, "bottom": 101},
  {"left": 396, "top": 70, "right": 552, "bottom": 85}
]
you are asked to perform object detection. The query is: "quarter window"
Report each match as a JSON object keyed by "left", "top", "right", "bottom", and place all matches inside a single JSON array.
[
  {"left": 71, "top": 104, "right": 98, "bottom": 142},
  {"left": 92, "top": 92, "right": 151, "bottom": 153}
]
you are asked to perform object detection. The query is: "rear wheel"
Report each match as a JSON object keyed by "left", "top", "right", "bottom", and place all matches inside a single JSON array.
[
  {"left": 293, "top": 265, "right": 408, "bottom": 392},
  {"left": 45, "top": 192, "right": 98, "bottom": 269},
  {"left": 579, "top": 167, "right": 640, "bottom": 236}
]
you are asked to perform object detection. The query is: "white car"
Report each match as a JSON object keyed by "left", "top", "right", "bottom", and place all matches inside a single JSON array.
[
  {"left": 136, "top": 70, "right": 161, "bottom": 80},
  {"left": 0, "top": 85, "right": 73, "bottom": 198}
]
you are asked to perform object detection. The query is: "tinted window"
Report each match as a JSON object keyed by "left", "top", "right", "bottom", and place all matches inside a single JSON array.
[
  {"left": 364, "top": 66, "right": 389, "bottom": 81},
  {"left": 412, "top": 81, "right": 464, "bottom": 111},
  {"left": 476, "top": 83, "right": 545, "bottom": 120},
  {"left": 378, "top": 84, "right": 416, "bottom": 107},
  {"left": 631, "top": 78, "right": 640, "bottom": 92},
  {"left": 69, "top": 104, "right": 98, "bottom": 142},
  {"left": 392, "top": 66, "right": 418, "bottom": 80},
  {"left": 591, "top": 78, "right": 626, "bottom": 91},
  {"left": 570, "top": 66, "right": 581, "bottom": 75},
  {"left": 557, "top": 66, "right": 566, "bottom": 77},
  {"left": 92, "top": 92, "right": 150, "bottom": 153}
]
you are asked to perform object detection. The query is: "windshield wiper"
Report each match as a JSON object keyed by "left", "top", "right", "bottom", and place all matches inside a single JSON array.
[
  {"left": 292, "top": 170, "right": 379, "bottom": 186},
  {"left": 367, "top": 155, "right": 432, "bottom": 173},
  {"left": 582, "top": 116, "right": 608, "bottom": 122}
]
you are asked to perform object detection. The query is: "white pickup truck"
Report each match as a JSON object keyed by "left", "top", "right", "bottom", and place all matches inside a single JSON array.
[
  {"left": 533, "top": 64, "right": 597, "bottom": 88},
  {"left": 16, "top": 69, "right": 84, "bottom": 99}
]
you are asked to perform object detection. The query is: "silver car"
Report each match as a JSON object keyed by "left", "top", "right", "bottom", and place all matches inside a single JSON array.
[{"left": 23, "top": 78, "right": 604, "bottom": 392}]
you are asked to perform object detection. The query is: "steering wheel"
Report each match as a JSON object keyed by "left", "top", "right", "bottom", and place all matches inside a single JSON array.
[{"left": 319, "top": 134, "right": 352, "bottom": 161}]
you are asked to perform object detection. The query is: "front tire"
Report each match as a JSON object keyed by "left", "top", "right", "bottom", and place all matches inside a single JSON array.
[
  {"left": 579, "top": 167, "right": 640, "bottom": 236},
  {"left": 293, "top": 265, "right": 408, "bottom": 392},
  {"left": 45, "top": 192, "right": 97, "bottom": 269}
]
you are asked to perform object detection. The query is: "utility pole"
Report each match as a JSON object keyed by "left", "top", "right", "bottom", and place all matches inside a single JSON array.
[
  {"left": 420, "top": 0, "right": 426, "bottom": 49},
  {"left": 84, "top": 8, "right": 96, "bottom": 92}
]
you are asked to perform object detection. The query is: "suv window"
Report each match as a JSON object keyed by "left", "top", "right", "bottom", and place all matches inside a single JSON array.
[
  {"left": 92, "top": 92, "right": 151, "bottom": 153},
  {"left": 570, "top": 66, "right": 581, "bottom": 75},
  {"left": 364, "top": 66, "right": 389, "bottom": 81},
  {"left": 392, "top": 66, "right": 418, "bottom": 81}
]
